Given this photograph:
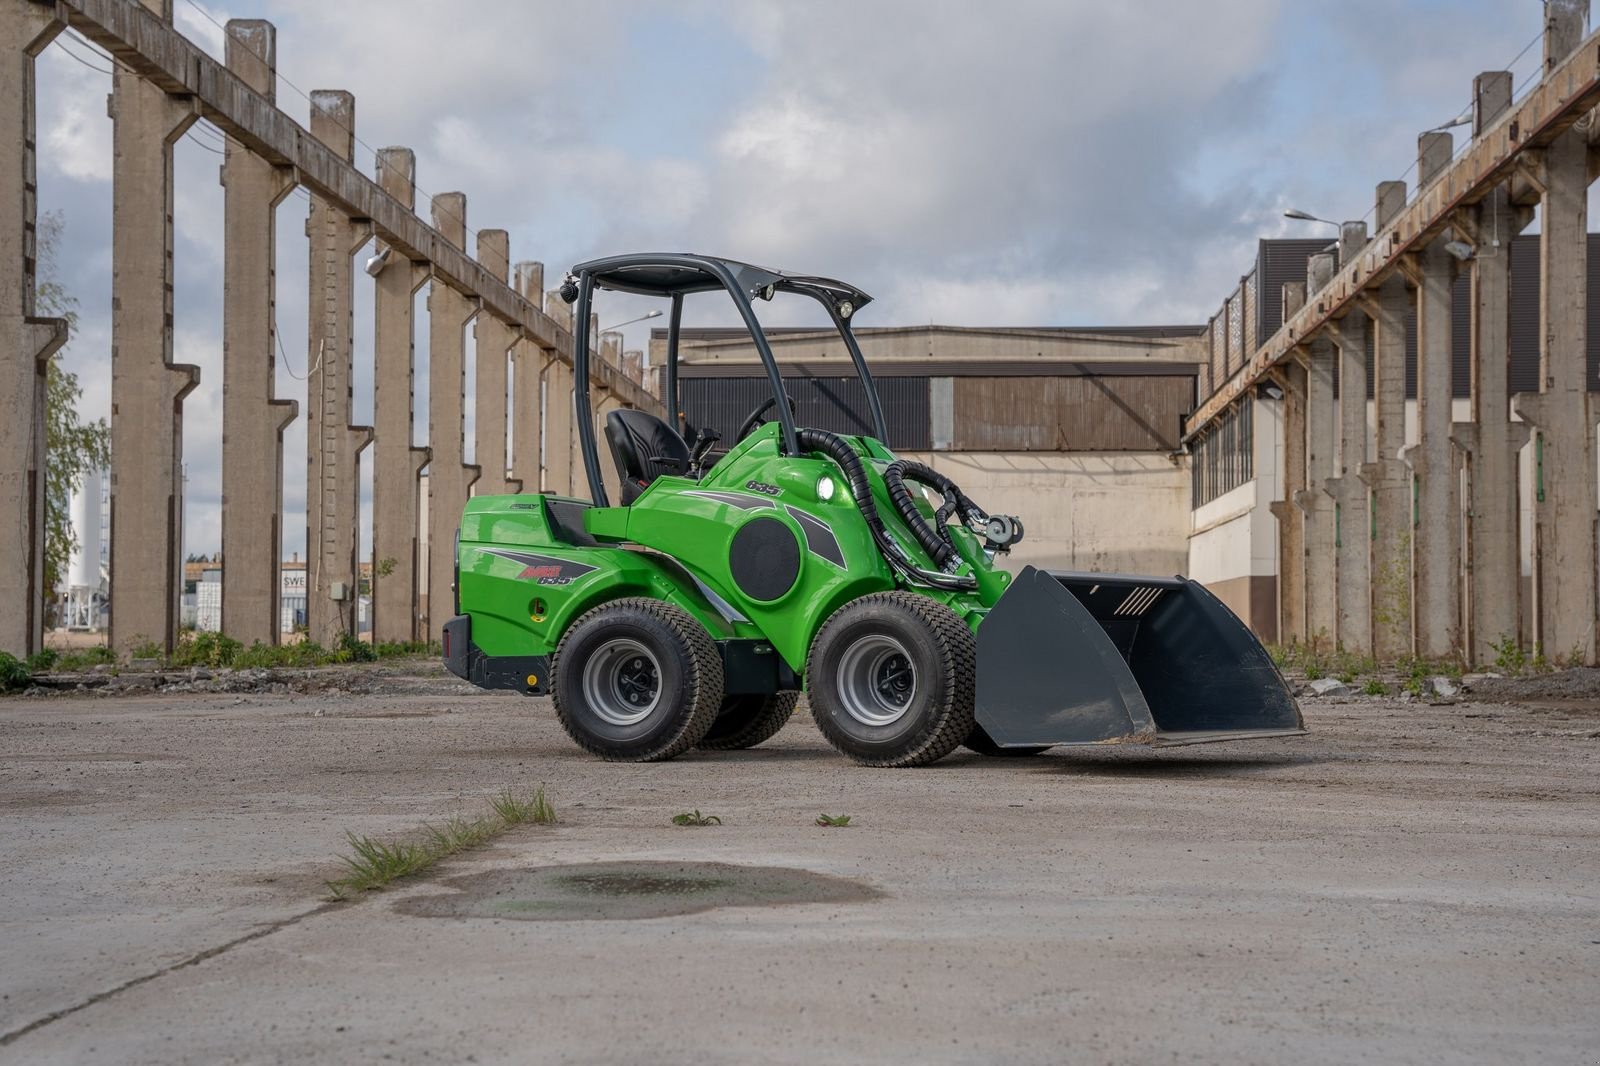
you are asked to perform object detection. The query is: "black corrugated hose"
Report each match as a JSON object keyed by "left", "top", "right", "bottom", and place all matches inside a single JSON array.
[{"left": 797, "top": 429, "right": 977, "bottom": 591}]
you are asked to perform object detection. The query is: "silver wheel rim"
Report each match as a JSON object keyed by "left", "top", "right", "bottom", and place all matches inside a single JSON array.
[
  {"left": 836, "top": 633, "right": 917, "bottom": 727},
  {"left": 581, "top": 638, "right": 662, "bottom": 727}
]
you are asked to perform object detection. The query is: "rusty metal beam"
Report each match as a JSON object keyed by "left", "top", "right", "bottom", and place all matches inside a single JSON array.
[
  {"left": 1186, "top": 29, "right": 1600, "bottom": 438},
  {"left": 52, "top": 0, "right": 658, "bottom": 412}
]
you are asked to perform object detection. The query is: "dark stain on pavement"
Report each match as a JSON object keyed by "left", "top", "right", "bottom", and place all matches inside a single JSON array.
[{"left": 396, "top": 860, "right": 882, "bottom": 921}]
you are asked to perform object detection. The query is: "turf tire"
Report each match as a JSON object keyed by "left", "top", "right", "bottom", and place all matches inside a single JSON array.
[
  {"left": 806, "top": 592, "right": 976, "bottom": 767},
  {"left": 696, "top": 692, "right": 800, "bottom": 751},
  {"left": 552, "top": 598, "right": 723, "bottom": 762}
]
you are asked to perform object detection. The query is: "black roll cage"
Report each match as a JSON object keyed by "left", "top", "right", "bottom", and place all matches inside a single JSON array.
[{"left": 567, "top": 252, "right": 889, "bottom": 507}]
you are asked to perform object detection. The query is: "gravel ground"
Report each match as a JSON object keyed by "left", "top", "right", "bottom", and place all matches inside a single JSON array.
[{"left": 1, "top": 662, "right": 1596, "bottom": 1064}]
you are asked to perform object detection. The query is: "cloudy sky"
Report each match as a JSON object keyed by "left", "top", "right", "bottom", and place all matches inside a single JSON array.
[{"left": 35, "top": 0, "right": 1563, "bottom": 561}]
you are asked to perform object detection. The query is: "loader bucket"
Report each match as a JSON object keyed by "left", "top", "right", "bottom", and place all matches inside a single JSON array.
[{"left": 974, "top": 566, "right": 1304, "bottom": 748}]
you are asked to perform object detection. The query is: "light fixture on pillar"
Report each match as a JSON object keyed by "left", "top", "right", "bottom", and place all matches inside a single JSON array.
[
  {"left": 1284, "top": 208, "right": 1341, "bottom": 231},
  {"left": 1258, "top": 382, "right": 1285, "bottom": 401},
  {"left": 1443, "top": 240, "right": 1475, "bottom": 262},
  {"left": 364, "top": 244, "right": 392, "bottom": 277},
  {"left": 1426, "top": 115, "right": 1471, "bottom": 133},
  {"left": 600, "top": 309, "right": 664, "bottom": 331}
]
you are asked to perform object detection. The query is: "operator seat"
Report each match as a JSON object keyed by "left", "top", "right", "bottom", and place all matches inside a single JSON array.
[{"left": 605, "top": 409, "right": 694, "bottom": 505}]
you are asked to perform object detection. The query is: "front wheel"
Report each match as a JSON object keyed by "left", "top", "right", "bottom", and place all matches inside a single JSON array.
[
  {"left": 552, "top": 599, "right": 724, "bottom": 762},
  {"left": 806, "top": 592, "right": 976, "bottom": 767}
]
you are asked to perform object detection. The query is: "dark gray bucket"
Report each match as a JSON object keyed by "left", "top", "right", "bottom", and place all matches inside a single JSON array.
[{"left": 973, "top": 566, "right": 1305, "bottom": 749}]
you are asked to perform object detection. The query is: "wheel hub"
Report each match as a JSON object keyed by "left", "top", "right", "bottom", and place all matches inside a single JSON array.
[
  {"left": 582, "top": 639, "right": 662, "bottom": 727},
  {"left": 836, "top": 634, "right": 918, "bottom": 727}
]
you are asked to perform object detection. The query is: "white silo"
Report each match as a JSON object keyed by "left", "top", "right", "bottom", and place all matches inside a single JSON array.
[{"left": 64, "top": 467, "right": 105, "bottom": 630}]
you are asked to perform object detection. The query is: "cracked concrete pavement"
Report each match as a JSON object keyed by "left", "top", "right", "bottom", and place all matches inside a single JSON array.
[{"left": 1, "top": 664, "right": 1597, "bottom": 1063}]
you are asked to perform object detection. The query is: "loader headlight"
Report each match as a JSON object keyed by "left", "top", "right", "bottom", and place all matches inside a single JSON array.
[{"left": 816, "top": 474, "right": 837, "bottom": 501}]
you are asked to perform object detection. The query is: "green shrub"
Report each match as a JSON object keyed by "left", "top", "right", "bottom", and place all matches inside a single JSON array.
[
  {"left": 26, "top": 648, "right": 59, "bottom": 672},
  {"left": 0, "top": 652, "right": 30, "bottom": 693},
  {"left": 56, "top": 646, "right": 115, "bottom": 671}
]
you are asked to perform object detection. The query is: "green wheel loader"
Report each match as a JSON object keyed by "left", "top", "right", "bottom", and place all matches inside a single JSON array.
[{"left": 443, "top": 253, "right": 1304, "bottom": 766}]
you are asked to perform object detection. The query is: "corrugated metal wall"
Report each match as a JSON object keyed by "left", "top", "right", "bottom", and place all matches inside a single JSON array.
[
  {"left": 681, "top": 373, "right": 1192, "bottom": 454},
  {"left": 681, "top": 376, "right": 931, "bottom": 450},
  {"left": 951, "top": 376, "right": 1192, "bottom": 452}
]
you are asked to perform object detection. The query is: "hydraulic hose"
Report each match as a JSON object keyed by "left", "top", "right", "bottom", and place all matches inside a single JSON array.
[
  {"left": 796, "top": 429, "right": 977, "bottom": 591},
  {"left": 882, "top": 460, "right": 988, "bottom": 572}
]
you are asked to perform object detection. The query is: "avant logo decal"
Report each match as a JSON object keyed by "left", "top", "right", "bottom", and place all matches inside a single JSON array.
[
  {"left": 477, "top": 547, "right": 597, "bottom": 585},
  {"left": 745, "top": 480, "right": 781, "bottom": 497}
]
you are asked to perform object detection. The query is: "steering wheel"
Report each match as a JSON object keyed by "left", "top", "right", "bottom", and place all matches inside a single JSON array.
[{"left": 734, "top": 394, "right": 798, "bottom": 441}]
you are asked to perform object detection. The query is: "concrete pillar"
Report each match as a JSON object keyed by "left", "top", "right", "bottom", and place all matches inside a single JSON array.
[
  {"left": 473, "top": 229, "right": 518, "bottom": 496},
  {"left": 1272, "top": 373, "right": 1307, "bottom": 645},
  {"left": 1404, "top": 132, "right": 1462, "bottom": 661},
  {"left": 1298, "top": 252, "right": 1339, "bottom": 649},
  {"left": 0, "top": 1, "right": 67, "bottom": 657},
  {"left": 219, "top": 20, "right": 297, "bottom": 648},
  {"left": 510, "top": 261, "right": 544, "bottom": 493},
  {"left": 424, "top": 193, "right": 480, "bottom": 634},
  {"left": 304, "top": 91, "right": 372, "bottom": 647},
  {"left": 1514, "top": 4, "right": 1595, "bottom": 663},
  {"left": 543, "top": 288, "right": 575, "bottom": 496},
  {"left": 1269, "top": 282, "right": 1308, "bottom": 645},
  {"left": 109, "top": 0, "right": 200, "bottom": 654},
  {"left": 622, "top": 350, "right": 644, "bottom": 385},
  {"left": 1364, "top": 182, "right": 1412, "bottom": 661},
  {"left": 1453, "top": 71, "right": 1529, "bottom": 665},
  {"left": 370, "top": 147, "right": 430, "bottom": 644},
  {"left": 1326, "top": 223, "right": 1371, "bottom": 654}
]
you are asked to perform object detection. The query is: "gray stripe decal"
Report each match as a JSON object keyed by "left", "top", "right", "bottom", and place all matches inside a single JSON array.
[
  {"left": 785, "top": 505, "right": 846, "bottom": 568},
  {"left": 683, "top": 490, "right": 776, "bottom": 510}
]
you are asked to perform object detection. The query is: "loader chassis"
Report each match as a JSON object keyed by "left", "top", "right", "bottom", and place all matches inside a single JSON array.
[{"left": 443, "top": 253, "right": 1304, "bottom": 766}]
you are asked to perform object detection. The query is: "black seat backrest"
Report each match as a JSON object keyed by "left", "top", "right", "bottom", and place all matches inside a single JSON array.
[{"left": 605, "top": 409, "right": 692, "bottom": 504}]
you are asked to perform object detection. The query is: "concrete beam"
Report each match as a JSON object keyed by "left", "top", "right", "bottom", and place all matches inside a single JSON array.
[
  {"left": 304, "top": 90, "right": 372, "bottom": 647},
  {"left": 474, "top": 229, "right": 517, "bottom": 496},
  {"left": 1186, "top": 16, "right": 1600, "bottom": 436},
  {"left": 55, "top": 0, "right": 661, "bottom": 415},
  {"left": 108, "top": 0, "right": 199, "bottom": 654},
  {"left": 0, "top": 0, "right": 67, "bottom": 657},
  {"left": 425, "top": 192, "right": 480, "bottom": 635},
  {"left": 219, "top": 18, "right": 296, "bottom": 648},
  {"left": 370, "top": 146, "right": 429, "bottom": 644},
  {"left": 510, "top": 261, "right": 543, "bottom": 493},
  {"left": 1453, "top": 71, "right": 1530, "bottom": 665}
]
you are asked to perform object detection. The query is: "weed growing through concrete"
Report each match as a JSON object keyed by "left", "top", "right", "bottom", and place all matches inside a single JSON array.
[
  {"left": 671, "top": 810, "right": 721, "bottom": 826},
  {"left": 326, "top": 786, "right": 556, "bottom": 900},
  {"left": 1362, "top": 678, "right": 1389, "bottom": 696},
  {"left": 815, "top": 814, "right": 852, "bottom": 827}
]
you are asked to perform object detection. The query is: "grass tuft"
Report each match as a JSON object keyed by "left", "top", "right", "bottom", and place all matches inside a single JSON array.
[
  {"left": 325, "top": 785, "right": 556, "bottom": 901},
  {"left": 815, "top": 813, "right": 853, "bottom": 828},
  {"left": 671, "top": 810, "right": 721, "bottom": 827}
]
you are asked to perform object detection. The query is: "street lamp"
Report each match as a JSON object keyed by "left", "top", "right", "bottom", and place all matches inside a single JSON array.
[
  {"left": 601, "top": 309, "right": 664, "bottom": 331},
  {"left": 1283, "top": 208, "right": 1341, "bottom": 231}
]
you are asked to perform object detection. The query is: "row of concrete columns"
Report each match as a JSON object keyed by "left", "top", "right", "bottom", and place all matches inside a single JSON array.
[
  {"left": 0, "top": 3, "right": 648, "bottom": 656},
  {"left": 1274, "top": 3, "right": 1598, "bottom": 664}
]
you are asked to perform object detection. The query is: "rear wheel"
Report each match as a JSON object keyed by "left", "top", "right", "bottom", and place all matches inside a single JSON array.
[
  {"left": 552, "top": 599, "right": 723, "bottom": 762},
  {"left": 696, "top": 692, "right": 800, "bottom": 751},
  {"left": 962, "top": 725, "right": 1052, "bottom": 757},
  {"left": 806, "top": 592, "right": 975, "bottom": 767}
]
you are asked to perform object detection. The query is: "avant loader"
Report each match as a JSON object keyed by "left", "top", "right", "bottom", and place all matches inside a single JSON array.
[{"left": 444, "top": 254, "right": 1304, "bottom": 766}]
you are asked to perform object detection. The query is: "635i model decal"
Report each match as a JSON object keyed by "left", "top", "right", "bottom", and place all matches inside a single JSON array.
[{"left": 477, "top": 547, "right": 597, "bottom": 585}]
